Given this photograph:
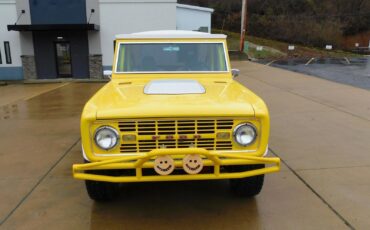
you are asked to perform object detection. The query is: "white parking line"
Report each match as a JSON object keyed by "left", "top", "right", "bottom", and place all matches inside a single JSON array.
[
  {"left": 344, "top": 57, "right": 351, "bottom": 64},
  {"left": 305, "top": 57, "right": 315, "bottom": 66},
  {"left": 266, "top": 60, "right": 276, "bottom": 66}
]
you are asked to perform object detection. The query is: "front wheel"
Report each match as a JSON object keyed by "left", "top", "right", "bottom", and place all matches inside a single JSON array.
[
  {"left": 84, "top": 160, "right": 120, "bottom": 202},
  {"left": 85, "top": 179, "right": 119, "bottom": 202},
  {"left": 228, "top": 164, "right": 265, "bottom": 197}
]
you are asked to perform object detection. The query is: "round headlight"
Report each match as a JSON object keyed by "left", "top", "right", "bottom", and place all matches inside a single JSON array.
[
  {"left": 234, "top": 123, "right": 257, "bottom": 146},
  {"left": 94, "top": 126, "right": 119, "bottom": 150}
]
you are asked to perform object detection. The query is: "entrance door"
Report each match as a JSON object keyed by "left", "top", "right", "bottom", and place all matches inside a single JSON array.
[{"left": 55, "top": 42, "right": 72, "bottom": 77}]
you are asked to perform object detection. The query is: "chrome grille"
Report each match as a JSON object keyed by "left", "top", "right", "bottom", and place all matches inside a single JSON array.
[{"left": 119, "top": 119, "right": 234, "bottom": 153}]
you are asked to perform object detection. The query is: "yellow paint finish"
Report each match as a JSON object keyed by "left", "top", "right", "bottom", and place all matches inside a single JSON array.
[
  {"left": 76, "top": 36, "right": 279, "bottom": 182},
  {"left": 73, "top": 148, "right": 280, "bottom": 183}
]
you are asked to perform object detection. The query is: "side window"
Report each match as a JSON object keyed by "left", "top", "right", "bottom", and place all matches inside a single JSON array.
[
  {"left": 0, "top": 47, "right": 2, "bottom": 64},
  {"left": 4, "top": 42, "right": 12, "bottom": 64}
]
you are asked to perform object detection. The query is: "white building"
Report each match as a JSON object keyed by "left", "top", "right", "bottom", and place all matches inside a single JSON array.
[
  {"left": 176, "top": 4, "right": 214, "bottom": 32},
  {"left": 0, "top": 0, "right": 214, "bottom": 80},
  {"left": 0, "top": 0, "right": 22, "bottom": 80}
]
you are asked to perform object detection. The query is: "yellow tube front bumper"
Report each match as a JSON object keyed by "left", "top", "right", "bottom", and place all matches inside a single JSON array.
[{"left": 72, "top": 148, "right": 280, "bottom": 183}]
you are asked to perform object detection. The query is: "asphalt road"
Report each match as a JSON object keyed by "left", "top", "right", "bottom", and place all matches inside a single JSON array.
[
  {"left": 267, "top": 57, "right": 370, "bottom": 90},
  {"left": 1, "top": 62, "right": 370, "bottom": 229}
]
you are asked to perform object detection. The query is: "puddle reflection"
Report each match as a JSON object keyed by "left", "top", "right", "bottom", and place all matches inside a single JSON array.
[{"left": 0, "top": 83, "right": 103, "bottom": 120}]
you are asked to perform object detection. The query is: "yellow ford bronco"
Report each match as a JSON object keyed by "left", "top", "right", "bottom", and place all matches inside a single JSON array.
[{"left": 72, "top": 30, "right": 280, "bottom": 201}]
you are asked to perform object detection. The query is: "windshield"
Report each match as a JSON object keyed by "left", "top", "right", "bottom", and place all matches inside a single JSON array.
[{"left": 115, "top": 43, "right": 228, "bottom": 73}]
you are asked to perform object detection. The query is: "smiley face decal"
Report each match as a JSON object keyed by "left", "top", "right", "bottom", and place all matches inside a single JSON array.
[
  {"left": 183, "top": 154, "right": 203, "bottom": 174},
  {"left": 154, "top": 155, "right": 175, "bottom": 175}
]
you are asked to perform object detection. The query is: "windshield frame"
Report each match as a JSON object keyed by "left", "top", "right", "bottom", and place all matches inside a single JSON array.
[{"left": 114, "top": 41, "right": 230, "bottom": 74}]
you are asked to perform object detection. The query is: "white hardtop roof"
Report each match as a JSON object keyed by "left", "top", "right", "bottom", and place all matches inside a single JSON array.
[{"left": 115, "top": 30, "right": 227, "bottom": 39}]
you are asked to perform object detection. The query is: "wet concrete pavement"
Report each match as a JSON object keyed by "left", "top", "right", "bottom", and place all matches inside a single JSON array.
[
  {"left": 1, "top": 63, "right": 370, "bottom": 229},
  {"left": 265, "top": 57, "right": 370, "bottom": 91},
  {"left": 0, "top": 83, "right": 69, "bottom": 107},
  {"left": 0, "top": 83, "right": 103, "bottom": 229}
]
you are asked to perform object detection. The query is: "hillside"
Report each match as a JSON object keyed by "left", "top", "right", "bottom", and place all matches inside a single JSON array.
[
  {"left": 214, "top": 29, "right": 361, "bottom": 60},
  {"left": 179, "top": 0, "right": 370, "bottom": 49}
]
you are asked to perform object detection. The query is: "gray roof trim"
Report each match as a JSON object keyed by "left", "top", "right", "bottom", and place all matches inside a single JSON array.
[{"left": 176, "top": 4, "right": 214, "bottom": 13}]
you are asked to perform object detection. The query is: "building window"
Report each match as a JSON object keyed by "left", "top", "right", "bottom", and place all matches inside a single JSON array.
[{"left": 4, "top": 42, "right": 12, "bottom": 64}]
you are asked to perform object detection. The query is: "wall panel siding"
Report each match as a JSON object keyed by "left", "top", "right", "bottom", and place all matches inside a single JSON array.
[
  {"left": 0, "top": 67, "right": 23, "bottom": 80},
  {"left": 176, "top": 6, "right": 212, "bottom": 32},
  {"left": 0, "top": 0, "right": 22, "bottom": 80},
  {"left": 99, "top": 1, "right": 177, "bottom": 66},
  {"left": 29, "top": 0, "right": 87, "bottom": 24},
  {"left": 86, "top": 0, "right": 101, "bottom": 55}
]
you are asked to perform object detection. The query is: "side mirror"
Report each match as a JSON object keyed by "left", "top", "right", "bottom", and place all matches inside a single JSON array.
[
  {"left": 231, "top": 69, "right": 240, "bottom": 78},
  {"left": 103, "top": 70, "right": 112, "bottom": 79}
]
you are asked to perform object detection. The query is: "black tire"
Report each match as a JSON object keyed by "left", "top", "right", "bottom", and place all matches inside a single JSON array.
[
  {"left": 85, "top": 179, "right": 120, "bottom": 202},
  {"left": 229, "top": 164, "right": 265, "bottom": 197},
  {"left": 83, "top": 160, "right": 120, "bottom": 201}
]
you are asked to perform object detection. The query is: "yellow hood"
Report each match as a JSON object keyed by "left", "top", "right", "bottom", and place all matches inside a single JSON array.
[{"left": 89, "top": 77, "right": 260, "bottom": 119}]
